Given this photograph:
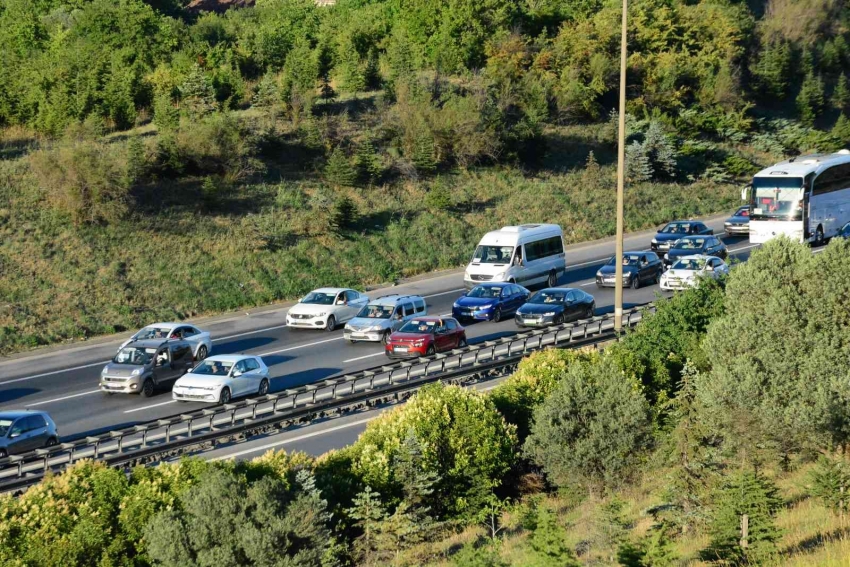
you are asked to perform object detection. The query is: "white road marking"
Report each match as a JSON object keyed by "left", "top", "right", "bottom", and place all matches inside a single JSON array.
[
  {"left": 343, "top": 352, "right": 385, "bottom": 363},
  {"left": 568, "top": 257, "right": 609, "bottom": 269},
  {"left": 0, "top": 362, "right": 107, "bottom": 386},
  {"left": 211, "top": 416, "right": 379, "bottom": 461},
  {"left": 423, "top": 288, "right": 466, "bottom": 298},
  {"left": 212, "top": 324, "right": 290, "bottom": 343},
  {"left": 25, "top": 389, "right": 101, "bottom": 407},
  {"left": 124, "top": 400, "right": 178, "bottom": 414},
  {"left": 729, "top": 243, "right": 760, "bottom": 253},
  {"left": 580, "top": 282, "right": 597, "bottom": 287},
  {"left": 259, "top": 336, "right": 343, "bottom": 357}
]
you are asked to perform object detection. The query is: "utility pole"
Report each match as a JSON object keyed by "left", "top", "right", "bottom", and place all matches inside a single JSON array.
[{"left": 614, "top": 0, "right": 628, "bottom": 331}]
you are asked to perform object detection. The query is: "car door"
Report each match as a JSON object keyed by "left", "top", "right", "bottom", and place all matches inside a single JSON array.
[
  {"left": 240, "top": 358, "right": 263, "bottom": 396},
  {"left": 170, "top": 343, "right": 193, "bottom": 377},
  {"left": 6, "top": 418, "right": 32, "bottom": 454},
  {"left": 564, "top": 290, "right": 580, "bottom": 321},
  {"left": 230, "top": 360, "right": 252, "bottom": 396},
  {"left": 179, "top": 326, "right": 200, "bottom": 350},
  {"left": 153, "top": 347, "right": 177, "bottom": 384},
  {"left": 445, "top": 319, "right": 462, "bottom": 348},
  {"left": 342, "top": 291, "right": 362, "bottom": 322},
  {"left": 23, "top": 415, "right": 49, "bottom": 450},
  {"left": 434, "top": 321, "right": 453, "bottom": 351},
  {"left": 501, "top": 287, "right": 516, "bottom": 314}
]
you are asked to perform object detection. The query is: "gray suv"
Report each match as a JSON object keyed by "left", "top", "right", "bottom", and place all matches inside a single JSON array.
[
  {"left": 0, "top": 411, "right": 59, "bottom": 458},
  {"left": 344, "top": 294, "right": 427, "bottom": 344},
  {"left": 100, "top": 339, "right": 195, "bottom": 397}
]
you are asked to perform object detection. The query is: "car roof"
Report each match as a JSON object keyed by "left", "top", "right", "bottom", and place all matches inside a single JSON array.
[
  {"left": 675, "top": 235, "right": 709, "bottom": 241},
  {"left": 124, "top": 339, "right": 179, "bottom": 348},
  {"left": 622, "top": 250, "right": 652, "bottom": 255},
  {"left": 202, "top": 355, "right": 259, "bottom": 363},
  {"left": 536, "top": 287, "right": 578, "bottom": 293},
  {"left": 141, "top": 322, "right": 179, "bottom": 329},
  {"left": 0, "top": 410, "right": 46, "bottom": 420},
  {"left": 663, "top": 220, "right": 701, "bottom": 225},
  {"left": 310, "top": 287, "right": 353, "bottom": 294},
  {"left": 676, "top": 254, "right": 713, "bottom": 261},
  {"left": 471, "top": 282, "right": 513, "bottom": 288},
  {"left": 369, "top": 294, "right": 425, "bottom": 306},
  {"left": 408, "top": 316, "right": 451, "bottom": 322}
]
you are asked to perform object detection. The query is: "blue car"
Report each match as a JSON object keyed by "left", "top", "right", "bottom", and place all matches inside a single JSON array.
[
  {"left": 452, "top": 283, "right": 530, "bottom": 323},
  {"left": 651, "top": 220, "right": 713, "bottom": 253}
]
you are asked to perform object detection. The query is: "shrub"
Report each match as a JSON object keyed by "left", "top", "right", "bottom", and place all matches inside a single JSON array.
[
  {"left": 491, "top": 348, "right": 598, "bottom": 442},
  {"left": 808, "top": 455, "right": 850, "bottom": 517},
  {"left": 175, "top": 113, "right": 260, "bottom": 181},
  {"left": 347, "top": 383, "right": 517, "bottom": 519},
  {"left": 324, "top": 146, "right": 358, "bottom": 187},
  {"left": 30, "top": 139, "right": 131, "bottom": 226},
  {"left": 424, "top": 182, "right": 453, "bottom": 211},
  {"left": 524, "top": 357, "right": 652, "bottom": 492},
  {"left": 331, "top": 195, "right": 357, "bottom": 231}
]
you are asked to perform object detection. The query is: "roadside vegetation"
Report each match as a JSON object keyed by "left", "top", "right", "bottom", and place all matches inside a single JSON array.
[
  {"left": 2, "top": 0, "right": 849, "bottom": 353},
  {"left": 3, "top": 237, "right": 850, "bottom": 566}
]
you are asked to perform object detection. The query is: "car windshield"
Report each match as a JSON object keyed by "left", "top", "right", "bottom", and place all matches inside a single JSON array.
[
  {"left": 472, "top": 245, "right": 514, "bottom": 264},
  {"left": 529, "top": 290, "right": 567, "bottom": 305},
  {"left": 301, "top": 292, "right": 337, "bottom": 305},
  {"left": 192, "top": 360, "right": 234, "bottom": 376},
  {"left": 607, "top": 254, "right": 641, "bottom": 266},
  {"left": 735, "top": 207, "right": 750, "bottom": 217},
  {"left": 674, "top": 238, "right": 706, "bottom": 250},
  {"left": 660, "top": 222, "right": 691, "bottom": 234},
  {"left": 750, "top": 177, "right": 804, "bottom": 220},
  {"left": 467, "top": 286, "right": 503, "bottom": 298},
  {"left": 113, "top": 346, "right": 156, "bottom": 365},
  {"left": 399, "top": 320, "right": 438, "bottom": 333},
  {"left": 672, "top": 258, "right": 706, "bottom": 271},
  {"left": 0, "top": 419, "right": 14, "bottom": 437},
  {"left": 134, "top": 326, "right": 171, "bottom": 340},
  {"left": 357, "top": 304, "right": 394, "bottom": 318}
]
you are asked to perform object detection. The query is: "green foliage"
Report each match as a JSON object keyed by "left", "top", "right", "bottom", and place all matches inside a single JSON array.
[
  {"left": 325, "top": 146, "right": 358, "bottom": 187},
  {"left": 797, "top": 72, "right": 826, "bottom": 126},
  {"left": 832, "top": 113, "right": 850, "bottom": 146},
  {"left": 617, "top": 521, "right": 678, "bottom": 567},
  {"left": 491, "top": 348, "right": 598, "bottom": 442},
  {"left": 451, "top": 539, "right": 509, "bottom": 567},
  {"left": 524, "top": 356, "right": 652, "bottom": 491},
  {"left": 526, "top": 501, "right": 580, "bottom": 566},
  {"left": 831, "top": 73, "right": 850, "bottom": 113},
  {"left": 702, "top": 469, "right": 782, "bottom": 565},
  {"left": 347, "top": 486, "right": 389, "bottom": 565},
  {"left": 750, "top": 39, "right": 792, "bottom": 100},
  {"left": 331, "top": 195, "right": 358, "bottom": 231},
  {"left": 424, "top": 182, "right": 453, "bottom": 211},
  {"left": 30, "top": 138, "right": 131, "bottom": 226},
  {"left": 144, "top": 467, "right": 331, "bottom": 567},
  {"left": 608, "top": 279, "right": 725, "bottom": 408},
  {"left": 179, "top": 64, "right": 218, "bottom": 120},
  {"left": 808, "top": 455, "right": 850, "bottom": 517},
  {"left": 346, "top": 383, "right": 517, "bottom": 519}
]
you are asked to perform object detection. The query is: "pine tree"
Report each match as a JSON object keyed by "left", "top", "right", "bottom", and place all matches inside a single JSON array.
[
  {"left": 125, "top": 135, "right": 146, "bottom": 185},
  {"left": 625, "top": 140, "right": 652, "bottom": 182},
  {"left": 253, "top": 73, "right": 280, "bottom": 108},
  {"left": 529, "top": 503, "right": 580, "bottom": 566},
  {"left": 617, "top": 521, "right": 678, "bottom": 567},
  {"left": 331, "top": 195, "right": 357, "bottom": 231},
  {"left": 832, "top": 73, "right": 850, "bottom": 113},
  {"left": 750, "top": 40, "right": 792, "bottom": 99},
  {"left": 412, "top": 131, "right": 437, "bottom": 174},
  {"left": 643, "top": 121, "right": 678, "bottom": 179},
  {"left": 179, "top": 64, "right": 217, "bottom": 120},
  {"left": 324, "top": 146, "right": 357, "bottom": 187},
  {"left": 797, "top": 72, "right": 826, "bottom": 126},
  {"left": 355, "top": 139, "right": 383, "bottom": 185},
  {"left": 832, "top": 113, "right": 850, "bottom": 146},
  {"left": 347, "top": 486, "right": 389, "bottom": 566},
  {"left": 451, "top": 540, "right": 509, "bottom": 567},
  {"left": 596, "top": 496, "right": 630, "bottom": 561},
  {"left": 809, "top": 455, "right": 850, "bottom": 519},
  {"left": 152, "top": 90, "right": 179, "bottom": 132},
  {"left": 703, "top": 469, "right": 782, "bottom": 565}
]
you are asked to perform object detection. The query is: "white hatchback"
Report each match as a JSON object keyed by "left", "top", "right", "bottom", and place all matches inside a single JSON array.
[
  {"left": 172, "top": 355, "right": 269, "bottom": 404},
  {"left": 660, "top": 255, "right": 729, "bottom": 291},
  {"left": 286, "top": 288, "right": 370, "bottom": 331}
]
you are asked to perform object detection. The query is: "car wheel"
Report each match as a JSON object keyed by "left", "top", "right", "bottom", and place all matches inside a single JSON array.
[
  {"left": 141, "top": 379, "right": 155, "bottom": 398},
  {"left": 554, "top": 313, "right": 565, "bottom": 325},
  {"left": 196, "top": 345, "right": 208, "bottom": 361},
  {"left": 631, "top": 275, "right": 640, "bottom": 289},
  {"left": 458, "top": 336, "right": 468, "bottom": 348},
  {"left": 654, "top": 270, "right": 661, "bottom": 284},
  {"left": 219, "top": 387, "right": 232, "bottom": 404},
  {"left": 586, "top": 304, "right": 595, "bottom": 318},
  {"left": 325, "top": 315, "right": 336, "bottom": 332},
  {"left": 258, "top": 378, "right": 269, "bottom": 396},
  {"left": 426, "top": 345, "right": 436, "bottom": 356},
  {"left": 493, "top": 307, "right": 502, "bottom": 323},
  {"left": 381, "top": 330, "right": 391, "bottom": 345},
  {"left": 44, "top": 437, "right": 58, "bottom": 448},
  {"left": 547, "top": 271, "right": 557, "bottom": 288},
  {"left": 815, "top": 225, "right": 825, "bottom": 246}
]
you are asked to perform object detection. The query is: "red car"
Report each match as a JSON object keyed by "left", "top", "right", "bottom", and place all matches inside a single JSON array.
[{"left": 385, "top": 317, "right": 467, "bottom": 358}]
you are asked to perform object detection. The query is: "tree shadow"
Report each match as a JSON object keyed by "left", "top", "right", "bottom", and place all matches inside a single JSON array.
[
  {"left": 0, "top": 388, "right": 41, "bottom": 404},
  {"left": 313, "top": 94, "right": 379, "bottom": 120},
  {"left": 269, "top": 368, "right": 342, "bottom": 391},
  {"left": 213, "top": 337, "right": 276, "bottom": 356},
  {"left": 783, "top": 526, "right": 850, "bottom": 556}
]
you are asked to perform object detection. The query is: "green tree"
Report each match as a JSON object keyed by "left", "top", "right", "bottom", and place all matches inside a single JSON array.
[
  {"left": 809, "top": 455, "right": 850, "bottom": 518},
  {"left": 625, "top": 140, "right": 652, "bottom": 183},
  {"left": 179, "top": 64, "right": 217, "bottom": 120},
  {"left": 832, "top": 113, "right": 850, "bottom": 146},
  {"left": 347, "top": 486, "right": 389, "bottom": 566},
  {"left": 702, "top": 469, "right": 782, "bottom": 565},
  {"left": 528, "top": 502, "right": 580, "bottom": 566},
  {"left": 832, "top": 73, "right": 850, "bottom": 113},
  {"left": 524, "top": 357, "right": 652, "bottom": 492},
  {"left": 324, "top": 146, "right": 358, "bottom": 187},
  {"left": 425, "top": 182, "right": 453, "bottom": 211},
  {"left": 750, "top": 39, "right": 792, "bottom": 99},
  {"left": 355, "top": 139, "right": 384, "bottom": 185},
  {"left": 797, "top": 72, "right": 826, "bottom": 126},
  {"left": 451, "top": 539, "right": 509, "bottom": 567},
  {"left": 331, "top": 195, "right": 357, "bottom": 231},
  {"left": 252, "top": 73, "right": 280, "bottom": 108},
  {"left": 618, "top": 521, "right": 678, "bottom": 567},
  {"left": 153, "top": 90, "right": 179, "bottom": 132}
]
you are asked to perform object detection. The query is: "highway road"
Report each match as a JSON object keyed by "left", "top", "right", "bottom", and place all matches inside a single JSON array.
[{"left": 0, "top": 213, "right": 751, "bottom": 449}]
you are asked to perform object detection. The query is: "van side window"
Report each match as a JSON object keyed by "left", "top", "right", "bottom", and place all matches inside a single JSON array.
[
  {"left": 525, "top": 236, "right": 564, "bottom": 262},
  {"left": 403, "top": 303, "right": 414, "bottom": 317},
  {"left": 414, "top": 299, "right": 425, "bottom": 313}
]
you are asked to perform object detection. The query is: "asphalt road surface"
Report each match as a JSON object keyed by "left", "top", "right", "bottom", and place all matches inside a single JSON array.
[{"left": 0, "top": 213, "right": 755, "bottom": 454}]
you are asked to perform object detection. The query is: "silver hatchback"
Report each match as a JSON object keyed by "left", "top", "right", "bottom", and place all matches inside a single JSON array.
[
  {"left": 344, "top": 295, "right": 427, "bottom": 344},
  {"left": 0, "top": 411, "right": 59, "bottom": 458}
]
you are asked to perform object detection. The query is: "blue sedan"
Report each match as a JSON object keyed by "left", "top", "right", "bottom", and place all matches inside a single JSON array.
[{"left": 452, "top": 283, "right": 530, "bottom": 323}]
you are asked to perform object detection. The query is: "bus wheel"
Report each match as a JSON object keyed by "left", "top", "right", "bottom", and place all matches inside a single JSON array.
[{"left": 815, "top": 225, "right": 825, "bottom": 246}]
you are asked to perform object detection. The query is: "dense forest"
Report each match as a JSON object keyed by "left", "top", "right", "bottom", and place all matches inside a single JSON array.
[{"left": 0, "top": 0, "right": 847, "bottom": 352}]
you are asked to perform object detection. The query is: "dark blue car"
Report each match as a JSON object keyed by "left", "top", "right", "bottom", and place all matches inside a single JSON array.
[
  {"left": 651, "top": 220, "right": 713, "bottom": 252},
  {"left": 515, "top": 288, "right": 595, "bottom": 328},
  {"left": 595, "top": 251, "right": 663, "bottom": 289},
  {"left": 452, "top": 283, "right": 530, "bottom": 323}
]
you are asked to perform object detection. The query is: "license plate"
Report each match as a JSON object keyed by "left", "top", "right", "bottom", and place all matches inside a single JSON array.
[
  {"left": 394, "top": 347, "right": 409, "bottom": 352},
  {"left": 351, "top": 333, "right": 366, "bottom": 338},
  {"left": 524, "top": 318, "right": 541, "bottom": 324}
]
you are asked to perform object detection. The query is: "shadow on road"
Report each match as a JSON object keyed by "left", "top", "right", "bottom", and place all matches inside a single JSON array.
[{"left": 0, "top": 388, "right": 41, "bottom": 405}]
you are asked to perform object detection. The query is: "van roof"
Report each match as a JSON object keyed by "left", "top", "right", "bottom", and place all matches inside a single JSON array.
[
  {"left": 369, "top": 294, "right": 425, "bottom": 306},
  {"left": 479, "top": 224, "right": 562, "bottom": 246}
]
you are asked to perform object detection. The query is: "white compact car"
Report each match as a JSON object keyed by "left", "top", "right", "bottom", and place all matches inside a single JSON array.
[
  {"left": 286, "top": 288, "right": 370, "bottom": 332},
  {"left": 172, "top": 355, "right": 270, "bottom": 404},
  {"left": 660, "top": 255, "right": 729, "bottom": 291},
  {"left": 121, "top": 322, "right": 212, "bottom": 361}
]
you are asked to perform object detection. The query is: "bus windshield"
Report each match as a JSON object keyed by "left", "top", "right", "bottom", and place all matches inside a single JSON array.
[{"left": 750, "top": 177, "right": 804, "bottom": 220}]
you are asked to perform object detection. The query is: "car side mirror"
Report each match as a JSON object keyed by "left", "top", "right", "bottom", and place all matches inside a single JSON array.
[
  {"left": 232, "top": 370, "right": 243, "bottom": 377},
  {"left": 9, "top": 430, "right": 21, "bottom": 439},
  {"left": 336, "top": 299, "right": 345, "bottom": 305}
]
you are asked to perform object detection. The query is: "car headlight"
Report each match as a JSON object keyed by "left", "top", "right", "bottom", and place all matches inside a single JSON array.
[
  {"left": 652, "top": 238, "right": 658, "bottom": 244},
  {"left": 313, "top": 312, "right": 326, "bottom": 318},
  {"left": 543, "top": 311, "right": 556, "bottom": 317},
  {"left": 664, "top": 253, "right": 669, "bottom": 260},
  {"left": 131, "top": 368, "right": 142, "bottom": 376},
  {"left": 596, "top": 271, "right": 602, "bottom": 278},
  {"left": 368, "top": 325, "right": 383, "bottom": 332},
  {"left": 478, "top": 304, "right": 494, "bottom": 310},
  {"left": 493, "top": 272, "right": 505, "bottom": 281},
  {"left": 101, "top": 367, "right": 108, "bottom": 375},
  {"left": 412, "top": 339, "right": 425, "bottom": 346}
]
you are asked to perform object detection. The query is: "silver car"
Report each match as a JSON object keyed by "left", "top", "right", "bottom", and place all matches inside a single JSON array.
[
  {"left": 120, "top": 322, "right": 213, "bottom": 361},
  {"left": 660, "top": 254, "right": 729, "bottom": 291},
  {"left": 101, "top": 339, "right": 196, "bottom": 397},
  {"left": 0, "top": 411, "right": 59, "bottom": 458},
  {"left": 344, "top": 295, "right": 427, "bottom": 344}
]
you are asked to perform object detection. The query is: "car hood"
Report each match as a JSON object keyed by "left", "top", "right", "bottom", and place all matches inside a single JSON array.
[
  {"left": 668, "top": 248, "right": 705, "bottom": 258},
  {"left": 518, "top": 303, "right": 565, "bottom": 315},
  {"left": 665, "top": 269, "right": 699, "bottom": 279},
  {"left": 390, "top": 332, "right": 433, "bottom": 342},
  {"left": 102, "top": 363, "right": 147, "bottom": 376},
  {"left": 347, "top": 317, "right": 391, "bottom": 328},
  {"left": 289, "top": 303, "right": 336, "bottom": 316},
  {"left": 654, "top": 232, "right": 686, "bottom": 242},
  {"left": 175, "top": 373, "right": 226, "bottom": 389},
  {"left": 597, "top": 264, "right": 638, "bottom": 276},
  {"left": 726, "top": 215, "right": 749, "bottom": 223},
  {"left": 455, "top": 296, "right": 499, "bottom": 308}
]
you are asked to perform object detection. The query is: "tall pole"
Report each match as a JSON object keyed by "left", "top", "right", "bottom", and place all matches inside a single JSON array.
[{"left": 614, "top": 0, "right": 628, "bottom": 332}]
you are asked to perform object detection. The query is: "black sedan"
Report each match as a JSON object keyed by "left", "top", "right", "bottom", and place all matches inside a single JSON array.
[
  {"left": 651, "top": 220, "right": 713, "bottom": 252},
  {"left": 663, "top": 235, "right": 728, "bottom": 268},
  {"left": 596, "top": 251, "right": 663, "bottom": 289},
  {"left": 515, "top": 288, "right": 595, "bottom": 328},
  {"left": 724, "top": 206, "right": 750, "bottom": 236}
]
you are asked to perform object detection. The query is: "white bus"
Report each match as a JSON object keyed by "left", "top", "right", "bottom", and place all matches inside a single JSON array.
[
  {"left": 745, "top": 150, "right": 850, "bottom": 244},
  {"left": 463, "top": 224, "right": 566, "bottom": 289}
]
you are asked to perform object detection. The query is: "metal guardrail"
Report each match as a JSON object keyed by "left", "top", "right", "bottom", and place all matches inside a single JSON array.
[{"left": 0, "top": 304, "right": 655, "bottom": 494}]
